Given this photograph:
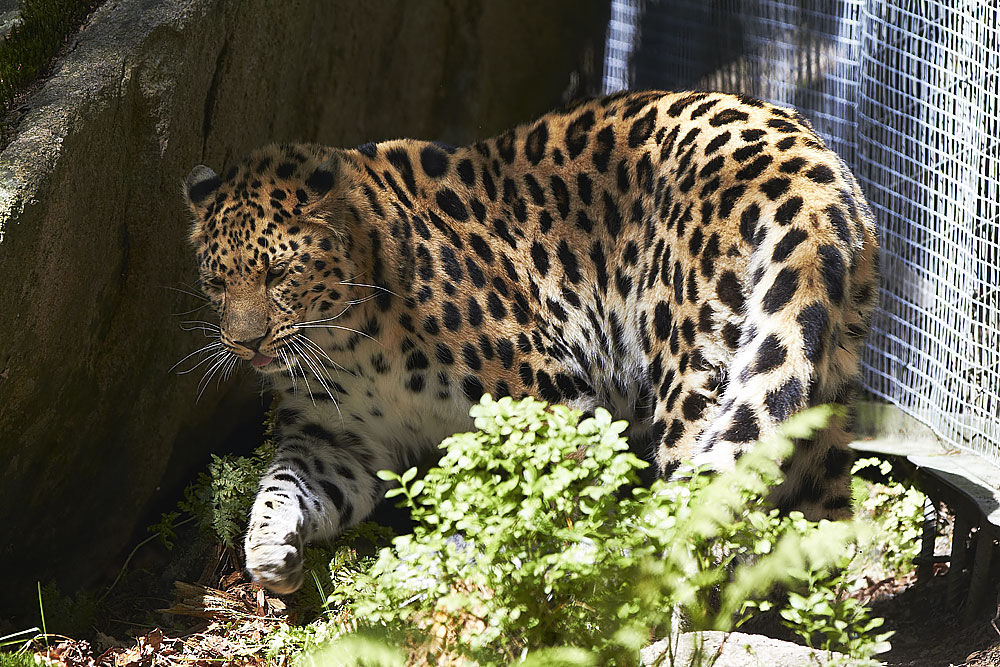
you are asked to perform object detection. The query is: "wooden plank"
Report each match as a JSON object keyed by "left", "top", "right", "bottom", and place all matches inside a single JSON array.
[
  {"left": 949, "top": 514, "right": 972, "bottom": 608},
  {"left": 906, "top": 453, "right": 1000, "bottom": 528},
  {"left": 964, "top": 526, "right": 995, "bottom": 624},
  {"left": 917, "top": 497, "right": 939, "bottom": 584}
]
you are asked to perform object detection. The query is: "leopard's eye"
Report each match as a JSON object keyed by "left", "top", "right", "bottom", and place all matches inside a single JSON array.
[
  {"left": 267, "top": 262, "right": 288, "bottom": 285},
  {"left": 205, "top": 276, "right": 225, "bottom": 290}
]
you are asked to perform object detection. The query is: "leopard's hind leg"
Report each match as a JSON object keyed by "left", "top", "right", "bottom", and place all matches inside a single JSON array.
[{"left": 688, "top": 184, "right": 879, "bottom": 520}]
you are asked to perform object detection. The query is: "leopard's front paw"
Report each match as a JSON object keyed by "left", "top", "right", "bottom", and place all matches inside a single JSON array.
[{"left": 244, "top": 527, "right": 305, "bottom": 595}]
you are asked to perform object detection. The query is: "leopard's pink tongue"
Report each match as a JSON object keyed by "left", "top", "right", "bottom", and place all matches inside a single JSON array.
[{"left": 250, "top": 353, "right": 274, "bottom": 368}]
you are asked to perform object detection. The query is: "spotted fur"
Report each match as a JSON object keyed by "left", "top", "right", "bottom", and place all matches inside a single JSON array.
[{"left": 184, "top": 91, "right": 878, "bottom": 594}]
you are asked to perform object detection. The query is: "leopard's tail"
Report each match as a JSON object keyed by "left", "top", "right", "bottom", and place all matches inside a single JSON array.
[{"left": 692, "top": 168, "right": 878, "bottom": 519}]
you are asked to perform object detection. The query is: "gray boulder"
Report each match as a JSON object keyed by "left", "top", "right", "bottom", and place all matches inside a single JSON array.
[{"left": 642, "top": 631, "right": 876, "bottom": 667}]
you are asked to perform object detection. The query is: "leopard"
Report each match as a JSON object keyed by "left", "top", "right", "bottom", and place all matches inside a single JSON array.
[{"left": 183, "top": 90, "right": 878, "bottom": 594}]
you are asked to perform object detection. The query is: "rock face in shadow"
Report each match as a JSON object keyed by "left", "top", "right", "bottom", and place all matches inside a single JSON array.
[{"left": 0, "top": 0, "right": 608, "bottom": 613}]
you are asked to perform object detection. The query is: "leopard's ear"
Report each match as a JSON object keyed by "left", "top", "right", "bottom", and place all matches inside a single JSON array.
[
  {"left": 184, "top": 165, "right": 221, "bottom": 245},
  {"left": 303, "top": 156, "right": 339, "bottom": 199},
  {"left": 184, "top": 165, "right": 221, "bottom": 214},
  {"left": 185, "top": 165, "right": 220, "bottom": 206}
]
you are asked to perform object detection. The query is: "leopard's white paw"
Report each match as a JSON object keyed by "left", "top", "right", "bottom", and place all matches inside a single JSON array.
[{"left": 245, "top": 528, "right": 305, "bottom": 594}]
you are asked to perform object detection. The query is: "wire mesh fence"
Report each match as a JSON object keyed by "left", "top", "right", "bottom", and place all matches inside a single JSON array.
[{"left": 603, "top": 0, "right": 1000, "bottom": 466}]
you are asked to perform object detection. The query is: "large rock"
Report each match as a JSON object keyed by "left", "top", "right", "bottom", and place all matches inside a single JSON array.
[
  {"left": 0, "top": 0, "right": 608, "bottom": 615},
  {"left": 642, "top": 631, "right": 868, "bottom": 666}
]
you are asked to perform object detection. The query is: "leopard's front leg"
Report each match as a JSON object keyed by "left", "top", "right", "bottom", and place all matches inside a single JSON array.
[{"left": 245, "top": 415, "right": 395, "bottom": 594}]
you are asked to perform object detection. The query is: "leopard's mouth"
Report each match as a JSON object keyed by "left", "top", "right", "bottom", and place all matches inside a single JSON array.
[{"left": 251, "top": 352, "right": 275, "bottom": 368}]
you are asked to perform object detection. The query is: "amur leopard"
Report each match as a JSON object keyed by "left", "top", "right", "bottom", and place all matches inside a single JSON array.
[{"left": 184, "top": 91, "right": 878, "bottom": 594}]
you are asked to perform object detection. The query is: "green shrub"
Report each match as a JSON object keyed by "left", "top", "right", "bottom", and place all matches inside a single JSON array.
[
  {"left": 780, "top": 575, "right": 889, "bottom": 659},
  {"left": 292, "top": 396, "right": 889, "bottom": 666},
  {"left": 851, "top": 457, "right": 925, "bottom": 577},
  {"left": 176, "top": 441, "right": 276, "bottom": 549}
]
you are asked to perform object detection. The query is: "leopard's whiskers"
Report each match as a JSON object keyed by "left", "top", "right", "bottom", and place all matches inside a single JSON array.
[
  {"left": 196, "top": 350, "right": 234, "bottom": 402},
  {"left": 221, "top": 355, "right": 240, "bottom": 382},
  {"left": 294, "top": 332, "right": 353, "bottom": 376},
  {"left": 164, "top": 284, "right": 210, "bottom": 302},
  {"left": 288, "top": 343, "right": 330, "bottom": 396},
  {"left": 165, "top": 284, "right": 212, "bottom": 316},
  {"left": 171, "top": 341, "right": 225, "bottom": 374},
  {"left": 278, "top": 349, "right": 298, "bottom": 392},
  {"left": 180, "top": 320, "right": 222, "bottom": 337},
  {"left": 171, "top": 302, "right": 212, "bottom": 317},
  {"left": 288, "top": 337, "right": 345, "bottom": 426},
  {"left": 293, "top": 322, "right": 381, "bottom": 346},
  {"left": 288, "top": 338, "right": 332, "bottom": 399},
  {"left": 296, "top": 304, "right": 354, "bottom": 327},
  {"left": 336, "top": 280, "right": 402, "bottom": 299},
  {"left": 181, "top": 320, "right": 221, "bottom": 330},
  {"left": 289, "top": 352, "right": 317, "bottom": 406},
  {"left": 332, "top": 292, "right": 381, "bottom": 307}
]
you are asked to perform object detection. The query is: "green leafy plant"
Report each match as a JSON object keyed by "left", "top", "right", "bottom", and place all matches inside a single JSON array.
[
  {"left": 780, "top": 577, "right": 891, "bottom": 660},
  {"left": 0, "top": 626, "right": 41, "bottom": 667},
  {"left": 301, "top": 634, "right": 407, "bottom": 667},
  {"left": 147, "top": 411, "right": 396, "bottom": 622},
  {"left": 296, "top": 522, "right": 397, "bottom": 624},
  {"left": 265, "top": 523, "right": 396, "bottom": 657},
  {"left": 303, "top": 395, "right": 886, "bottom": 666},
  {"left": 176, "top": 441, "right": 276, "bottom": 548},
  {"left": 851, "top": 457, "right": 925, "bottom": 577}
]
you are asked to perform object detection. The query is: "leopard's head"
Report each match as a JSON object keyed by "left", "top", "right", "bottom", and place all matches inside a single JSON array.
[{"left": 183, "top": 144, "right": 366, "bottom": 377}]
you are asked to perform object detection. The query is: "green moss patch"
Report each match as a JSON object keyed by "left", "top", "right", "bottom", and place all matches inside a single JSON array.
[{"left": 0, "top": 0, "right": 101, "bottom": 109}]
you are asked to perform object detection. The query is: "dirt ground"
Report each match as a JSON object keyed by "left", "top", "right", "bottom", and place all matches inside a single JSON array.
[
  {"left": 9, "top": 553, "right": 1000, "bottom": 667},
  {"left": 871, "top": 575, "right": 1000, "bottom": 667}
]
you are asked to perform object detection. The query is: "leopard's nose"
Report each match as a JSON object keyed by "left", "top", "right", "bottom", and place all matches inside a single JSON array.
[{"left": 235, "top": 333, "right": 267, "bottom": 352}]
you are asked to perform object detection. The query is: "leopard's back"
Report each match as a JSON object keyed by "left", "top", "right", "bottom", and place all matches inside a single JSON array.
[{"left": 355, "top": 90, "right": 877, "bottom": 514}]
